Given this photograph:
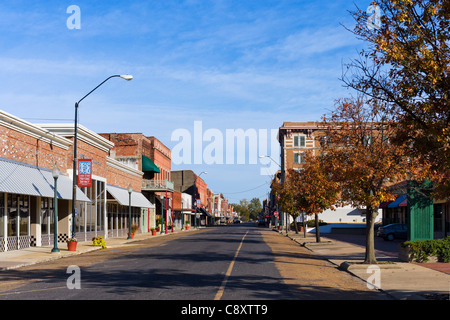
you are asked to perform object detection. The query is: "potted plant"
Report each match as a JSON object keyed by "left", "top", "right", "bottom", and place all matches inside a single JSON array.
[
  {"left": 129, "top": 224, "right": 139, "bottom": 239},
  {"left": 67, "top": 238, "right": 78, "bottom": 251},
  {"left": 185, "top": 220, "right": 190, "bottom": 230},
  {"left": 151, "top": 228, "right": 157, "bottom": 236},
  {"left": 156, "top": 218, "right": 162, "bottom": 232}
]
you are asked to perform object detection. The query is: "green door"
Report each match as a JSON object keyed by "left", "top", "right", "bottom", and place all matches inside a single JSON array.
[{"left": 408, "top": 181, "right": 434, "bottom": 241}]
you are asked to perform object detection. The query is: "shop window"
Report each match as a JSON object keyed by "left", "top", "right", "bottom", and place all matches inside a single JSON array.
[
  {"left": 7, "top": 194, "right": 18, "bottom": 237},
  {"left": 40, "top": 198, "right": 54, "bottom": 235},
  {"left": 19, "top": 196, "right": 29, "bottom": 236}
]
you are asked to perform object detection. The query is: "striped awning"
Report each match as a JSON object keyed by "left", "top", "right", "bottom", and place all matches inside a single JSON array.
[
  {"left": 0, "top": 157, "right": 91, "bottom": 202},
  {"left": 388, "top": 194, "right": 408, "bottom": 208},
  {"left": 106, "top": 184, "right": 154, "bottom": 208}
]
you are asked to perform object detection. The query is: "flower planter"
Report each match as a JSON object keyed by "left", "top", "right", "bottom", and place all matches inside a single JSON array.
[
  {"left": 67, "top": 241, "right": 78, "bottom": 251},
  {"left": 152, "top": 230, "right": 157, "bottom": 236},
  {"left": 185, "top": 225, "right": 190, "bottom": 230}
]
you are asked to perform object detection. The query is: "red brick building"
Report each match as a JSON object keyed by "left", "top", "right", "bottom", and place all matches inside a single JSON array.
[
  {"left": 38, "top": 124, "right": 153, "bottom": 241},
  {"left": 0, "top": 111, "right": 80, "bottom": 251},
  {"left": 99, "top": 133, "right": 173, "bottom": 232},
  {"left": 0, "top": 108, "right": 157, "bottom": 253}
]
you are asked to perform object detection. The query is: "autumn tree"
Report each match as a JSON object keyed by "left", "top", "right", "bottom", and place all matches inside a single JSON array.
[
  {"left": 293, "top": 152, "right": 340, "bottom": 242},
  {"left": 342, "top": 0, "right": 450, "bottom": 197},
  {"left": 272, "top": 170, "right": 301, "bottom": 234},
  {"left": 321, "top": 97, "right": 428, "bottom": 264}
]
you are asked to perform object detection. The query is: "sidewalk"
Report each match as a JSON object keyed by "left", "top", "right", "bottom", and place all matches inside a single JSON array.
[
  {"left": 0, "top": 228, "right": 198, "bottom": 272},
  {"left": 278, "top": 229, "right": 450, "bottom": 300}
]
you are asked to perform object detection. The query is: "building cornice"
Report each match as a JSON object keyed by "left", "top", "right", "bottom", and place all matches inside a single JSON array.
[
  {"left": 0, "top": 110, "right": 72, "bottom": 150},
  {"left": 36, "top": 123, "right": 115, "bottom": 153},
  {"left": 106, "top": 156, "right": 143, "bottom": 178}
]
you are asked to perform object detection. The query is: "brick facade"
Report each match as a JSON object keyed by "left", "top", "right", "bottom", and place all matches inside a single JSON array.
[
  {"left": 99, "top": 133, "right": 172, "bottom": 182},
  {"left": 148, "top": 136, "right": 172, "bottom": 182},
  {"left": 106, "top": 157, "right": 143, "bottom": 191},
  {"left": 0, "top": 111, "right": 71, "bottom": 172},
  {"left": 172, "top": 170, "right": 207, "bottom": 207},
  {"left": 278, "top": 122, "right": 325, "bottom": 179}
]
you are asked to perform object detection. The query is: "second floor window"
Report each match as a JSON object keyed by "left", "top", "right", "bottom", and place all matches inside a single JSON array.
[{"left": 293, "top": 135, "right": 306, "bottom": 147}]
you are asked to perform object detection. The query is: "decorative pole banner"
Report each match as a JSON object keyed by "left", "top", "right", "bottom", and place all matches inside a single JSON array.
[{"left": 78, "top": 159, "right": 92, "bottom": 187}]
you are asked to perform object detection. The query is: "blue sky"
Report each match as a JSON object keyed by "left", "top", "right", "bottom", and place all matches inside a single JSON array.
[{"left": 0, "top": 1, "right": 372, "bottom": 204}]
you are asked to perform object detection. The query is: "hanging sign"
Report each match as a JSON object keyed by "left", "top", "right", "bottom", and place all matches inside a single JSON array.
[{"left": 78, "top": 159, "right": 92, "bottom": 187}]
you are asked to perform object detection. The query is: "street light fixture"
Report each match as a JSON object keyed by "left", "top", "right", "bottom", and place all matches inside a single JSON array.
[
  {"left": 51, "top": 163, "right": 60, "bottom": 253},
  {"left": 259, "top": 155, "right": 280, "bottom": 167},
  {"left": 71, "top": 74, "right": 132, "bottom": 239}
]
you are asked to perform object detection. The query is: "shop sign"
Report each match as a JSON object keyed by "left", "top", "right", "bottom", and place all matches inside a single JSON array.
[{"left": 78, "top": 159, "right": 92, "bottom": 187}]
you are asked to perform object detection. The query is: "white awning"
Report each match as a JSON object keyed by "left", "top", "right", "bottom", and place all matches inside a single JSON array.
[
  {"left": 0, "top": 158, "right": 91, "bottom": 202},
  {"left": 106, "top": 184, "right": 154, "bottom": 208}
]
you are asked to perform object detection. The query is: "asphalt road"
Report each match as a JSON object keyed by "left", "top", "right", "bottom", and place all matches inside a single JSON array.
[
  {"left": 0, "top": 223, "right": 386, "bottom": 301},
  {"left": 0, "top": 224, "right": 290, "bottom": 300}
]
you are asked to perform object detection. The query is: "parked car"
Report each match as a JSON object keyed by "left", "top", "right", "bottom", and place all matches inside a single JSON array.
[{"left": 377, "top": 223, "right": 407, "bottom": 241}]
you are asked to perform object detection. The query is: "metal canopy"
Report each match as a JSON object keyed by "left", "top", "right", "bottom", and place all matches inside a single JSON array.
[
  {"left": 106, "top": 184, "right": 154, "bottom": 208},
  {"left": 0, "top": 157, "right": 90, "bottom": 202}
]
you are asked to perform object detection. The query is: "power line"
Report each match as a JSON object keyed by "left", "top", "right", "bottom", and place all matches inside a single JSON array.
[{"left": 221, "top": 182, "right": 269, "bottom": 195}]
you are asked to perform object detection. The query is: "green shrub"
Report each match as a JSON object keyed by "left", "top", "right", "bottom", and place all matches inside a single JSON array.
[{"left": 401, "top": 236, "right": 450, "bottom": 262}]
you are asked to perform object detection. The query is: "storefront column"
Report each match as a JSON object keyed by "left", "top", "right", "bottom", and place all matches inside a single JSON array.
[{"left": 30, "top": 197, "right": 41, "bottom": 247}]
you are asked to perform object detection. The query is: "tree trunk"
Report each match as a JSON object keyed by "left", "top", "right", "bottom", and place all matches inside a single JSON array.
[
  {"left": 364, "top": 206, "right": 378, "bottom": 264},
  {"left": 302, "top": 212, "right": 306, "bottom": 238},
  {"left": 293, "top": 215, "right": 299, "bottom": 234},
  {"left": 315, "top": 213, "right": 320, "bottom": 243}
]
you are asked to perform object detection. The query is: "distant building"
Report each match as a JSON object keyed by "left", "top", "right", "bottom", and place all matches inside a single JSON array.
[
  {"left": 277, "top": 121, "right": 381, "bottom": 226},
  {"left": 171, "top": 170, "right": 213, "bottom": 226}
]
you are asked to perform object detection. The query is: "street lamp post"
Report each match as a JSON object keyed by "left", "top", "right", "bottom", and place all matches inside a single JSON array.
[
  {"left": 160, "top": 195, "right": 165, "bottom": 234},
  {"left": 259, "top": 155, "right": 284, "bottom": 232},
  {"left": 165, "top": 190, "right": 168, "bottom": 234},
  {"left": 127, "top": 184, "right": 133, "bottom": 240},
  {"left": 51, "top": 163, "right": 60, "bottom": 253},
  {"left": 71, "top": 75, "right": 132, "bottom": 239}
]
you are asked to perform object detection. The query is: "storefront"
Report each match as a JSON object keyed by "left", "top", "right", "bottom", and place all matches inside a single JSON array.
[
  {"left": 0, "top": 158, "right": 90, "bottom": 252},
  {"left": 106, "top": 184, "right": 154, "bottom": 237},
  {"left": 74, "top": 177, "right": 107, "bottom": 242}
]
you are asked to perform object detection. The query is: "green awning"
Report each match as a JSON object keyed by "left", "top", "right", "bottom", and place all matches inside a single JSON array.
[{"left": 142, "top": 155, "right": 160, "bottom": 173}]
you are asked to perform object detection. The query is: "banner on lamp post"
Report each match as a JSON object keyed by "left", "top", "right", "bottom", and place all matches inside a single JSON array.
[{"left": 78, "top": 159, "right": 92, "bottom": 187}]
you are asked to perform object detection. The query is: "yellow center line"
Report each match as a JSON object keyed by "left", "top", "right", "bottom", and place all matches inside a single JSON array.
[{"left": 214, "top": 230, "right": 248, "bottom": 300}]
